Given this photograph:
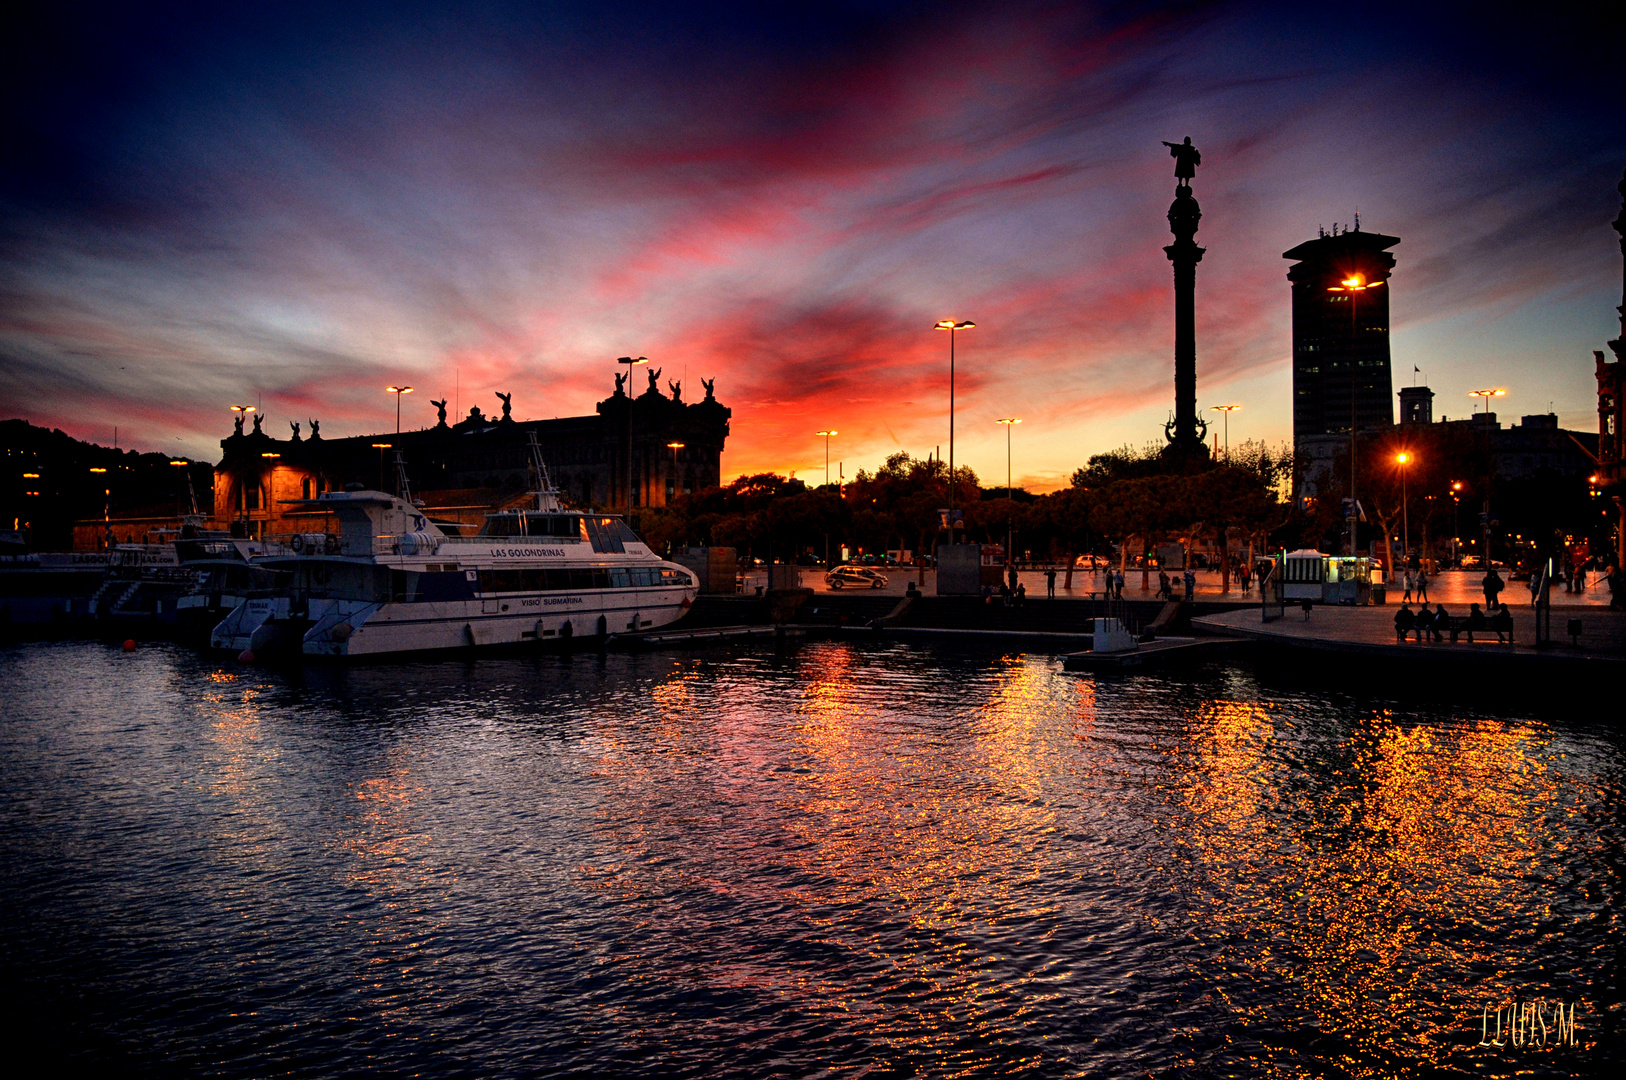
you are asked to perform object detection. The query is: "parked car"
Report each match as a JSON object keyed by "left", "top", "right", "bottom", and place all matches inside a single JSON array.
[{"left": 825, "top": 565, "right": 889, "bottom": 589}]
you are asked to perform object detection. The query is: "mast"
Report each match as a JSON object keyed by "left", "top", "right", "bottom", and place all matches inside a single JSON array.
[{"left": 528, "top": 431, "right": 561, "bottom": 512}]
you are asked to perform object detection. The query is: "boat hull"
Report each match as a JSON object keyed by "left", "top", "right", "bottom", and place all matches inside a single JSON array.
[{"left": 301, "top": 585, "right": 695, "bottom": 657}]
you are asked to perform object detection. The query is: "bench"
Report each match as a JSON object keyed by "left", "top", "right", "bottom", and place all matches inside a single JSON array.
[{"left": 1396, "top": 613, "right": 1512, "bottom": 644}]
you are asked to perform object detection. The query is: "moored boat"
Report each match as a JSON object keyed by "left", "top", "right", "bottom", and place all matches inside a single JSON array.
[{"left": 211, "top": 446, "right": 697, "bottom": 658}]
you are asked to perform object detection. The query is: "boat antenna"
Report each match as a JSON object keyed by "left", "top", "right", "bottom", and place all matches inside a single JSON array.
[
  {"left": 394, "top": 450, "right": 418, "bottom": 506},
  {"left": 527, "top": 430, "right": 561, "bottom": 512}
]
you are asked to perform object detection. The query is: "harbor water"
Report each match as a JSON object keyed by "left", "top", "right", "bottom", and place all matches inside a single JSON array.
[{"left": 0, "top": 639, "right": 1618, "bottom": 1077}]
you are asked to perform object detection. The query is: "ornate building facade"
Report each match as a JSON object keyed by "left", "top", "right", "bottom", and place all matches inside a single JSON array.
[{"left": 213, "top": 375, "right": 730, "bottom": 538}]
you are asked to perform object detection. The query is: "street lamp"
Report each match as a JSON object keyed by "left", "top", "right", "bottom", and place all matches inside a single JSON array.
[
  {"left": 1396, "top": 451, "right": 1412, "bottom": 564},
  {"left": 666, "top": 442, "right": 685, "bottom": 507},
  {"left": 934, "top": 319, "right": 974, "bottom": 543},
  {"left": 230, "top": 404, "right": 255, "bottom": 432},
  {"left": 1467, "top": 389, "right": 1505, "bottom": 565},
  {"left": 996, "top": 418, "right": 1020, "bottom": 565},
  {"left": 1209, "top": 404, "right": 1240, "bottom": 460},
  {"left": 372, "top": 443, "right": 392, "bottom": 492},
  {"left": 617, "top": 357, "right": 648, "bottom": 510},
  {"left": 170, "top": 459, "right": 188, "bottom": 518},
  {"left": 816, "top": 430, "right": 837, "bottom": 488},
  {"left": 385, "top": 385, "right": 414, "bottom": 434},
  {"left": 1328, "top": 272, "right": 1384, "bottom": 555}
]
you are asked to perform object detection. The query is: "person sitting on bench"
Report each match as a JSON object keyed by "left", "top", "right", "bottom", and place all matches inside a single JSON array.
[
  {"left": 1465, "top": 603, "right": 1488, "bottom": 643},
  {"left": 1490, "top": 602, "right": 1514, "bottom": 644},
  {"left": 1394, "top": 603, "right": 1415, "bottom": 642},
  {"left": 1429, "top": 603, "right": 1450, "bottom": 643}
]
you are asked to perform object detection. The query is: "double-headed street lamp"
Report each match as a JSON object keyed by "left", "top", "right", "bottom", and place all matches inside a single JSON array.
[
  {"left": 386, "top": 385, "right": 414, "bottom": 434},
  {"left": 618, "top": 357, "right": 648, "bottom": 510},
  {"left": 1209, "top": 404, "right": 1240, "bottom": 459},
  {"left": 934, "top": 320, "right": 974, "bottom": 543},
  {"left": 1467, "top": 389, "right": 1506, "bottom": 565},
  {"left": 996, "top": 417, "right": 1020, "bottom": 564},
  {"left": 816, "top": 430, "right": 837, "bottom": 488}
]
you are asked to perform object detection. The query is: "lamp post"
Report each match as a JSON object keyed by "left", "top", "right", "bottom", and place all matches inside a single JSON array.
[
  {"left": 666, "top": 442, "right": 684, "bottom": 507},
  {"left": 385, "top": 385, "right": 414, "bottom": 434},
  {"left": 230, "top": 404, "right": 255, "bottom": 433},
  {"left": 1396, "top": 451, "right": 1411, "bottom": 565},
  {"left": 1209, "top": 404, "right": 1240, "bottom": 460},
  {"left": 617, "top": 357, "right": 648, "bottom": 511},
  {"left": 1468, "top": 389, "right": 1505, "bottom": 566},
  {"left": 816, "top": 430, "right": 837, "bottom": 488},
  {"left": 170, "top": 459, "right": 188, "bottom": 518},
  {"left": 934, "top": 320, "right": 974, "bottom": 543},
  {"left": 372, "top": 443, "right": 392, "bottom": 492},
  {"left": 1327, "top": 272, "right": 1384, "bottom": 556},
  {"left": 996, "top": 418, "right": 1020, "bottom": 564}
]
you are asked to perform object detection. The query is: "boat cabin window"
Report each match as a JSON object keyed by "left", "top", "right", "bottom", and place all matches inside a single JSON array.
[
  {"left": 476, "top": 565, "right": 692, "bottom": 593},
  {"left": 584, "top": 516, "right": 640, "bottom": 553},
  {"left": 525, "top": 515, "right": 583, "bottom": 538}
]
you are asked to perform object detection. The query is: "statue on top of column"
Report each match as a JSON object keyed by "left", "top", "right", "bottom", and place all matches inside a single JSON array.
[{"left": 1162, "top": 137, "right": 1200, "bottom": 188}]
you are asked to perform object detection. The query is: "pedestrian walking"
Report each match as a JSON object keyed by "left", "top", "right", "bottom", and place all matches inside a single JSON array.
[
  {"left": 1401, "top": 569, "right": 1414, "bottom": 603},
  {"left": 1045, "top": 568, "right": 1056, "bottom": 598},
  {"left": 1483, "top": 568, "right": 1504, "bottom": 610},
  {"left": 1182, "top": 568, "right": 1195, "bottom": 602},
  {"left": 1157, "top": 570, "right": 1171, "bottom": 600},
  {"left": 1114, "top": 569, "right": 1126, "bottom": 599},
  {"left": 1415, "top": 567, "right": 1428, "bottom": 602},
  {"left": 1016, "top": 582, "right": 1026, "bottom": 606}
]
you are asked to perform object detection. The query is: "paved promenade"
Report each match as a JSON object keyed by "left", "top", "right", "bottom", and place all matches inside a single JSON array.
[
  {"left": 749, "top": 566, "right": 1619, "bottom": 608},
  {"left": 1194, "top": 603, "right": 1626, "bottom": 668}
]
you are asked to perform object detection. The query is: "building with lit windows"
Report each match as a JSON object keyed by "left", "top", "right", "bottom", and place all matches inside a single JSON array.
[{"left": 1284, "top": 224, "right": 1399, "bottom": 490}]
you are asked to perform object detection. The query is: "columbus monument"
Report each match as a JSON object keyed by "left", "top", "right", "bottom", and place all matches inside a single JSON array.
[{"left": 1162, "top": 136, "right": 1209, "bottom": 462}]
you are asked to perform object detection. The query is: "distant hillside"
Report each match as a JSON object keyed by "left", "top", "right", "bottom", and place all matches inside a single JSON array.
[{"left": 2, "top": 418, "right": 215, "bottom": 550}]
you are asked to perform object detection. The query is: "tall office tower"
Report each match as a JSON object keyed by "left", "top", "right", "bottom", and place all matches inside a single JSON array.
[{"left": 1283, "top": 226, "right": 1399, "bottom": 454}]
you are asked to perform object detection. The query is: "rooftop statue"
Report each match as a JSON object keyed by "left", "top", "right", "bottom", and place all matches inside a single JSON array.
[
  {"left": 614, "top": 371, "right": 627, "bottom": 396},
  {"left": 702, "top": 377, "right": 715, "bottom": 401},
  {"left": 309, "top": 418, "right": 320, "bottom": 440},
  {"left": 233, "top": 415, "right": 244, "bottom": 436},
  {"left": 647, "top": 367, "right": 662, "bottom": 394},
  {"left": 496, "top": 391, "right": 513, "bottom": 422},
  {"left": 430, "top": 399, "right": 448, "bottom": 427},
  {"left": 1162, "top": 136, "right": 1200, "bottom": 187},
  {"left": 289, "top": 420, "right": 301, "bottom": 441},
  {"left": 669, "top": 379, "right": 682, "bottom": 404},
  {"left": 251, "top": 413, "right": 263, "bottom": 434}
]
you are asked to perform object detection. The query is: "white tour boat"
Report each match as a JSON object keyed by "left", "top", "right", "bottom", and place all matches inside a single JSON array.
[{"left": 211, "top": 444, "right": 698, "bottom": 658}]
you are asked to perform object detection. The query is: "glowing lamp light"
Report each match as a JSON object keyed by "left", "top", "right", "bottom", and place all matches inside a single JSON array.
[
  {"left": 261, "top": 452, "right": 280, "bottom": 459},
  {"left": 169, "top": 459, "right": 188, "bottom": 466},
  {"left": 1396, "top": 452, "right": 1409, "bottom": 464},
  {"left": 88, "top": 467, "right": 107, "bottom": 473},
  {"left": 22, "top": 472, "right": 39, "bottom": 478}
]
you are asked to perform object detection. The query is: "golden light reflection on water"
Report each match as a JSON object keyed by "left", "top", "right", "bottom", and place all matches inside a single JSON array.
[
  {"left": 1177, "top": 699, "right": 1589, "bottom": 1073},
  {"left": 573, "top": 645, "right": 1610, "bottom": 1076}
]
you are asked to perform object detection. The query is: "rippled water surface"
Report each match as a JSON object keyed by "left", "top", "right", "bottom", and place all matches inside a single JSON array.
[{"left": 1, "top": 640, "right": 1620, "bottom": 1077}]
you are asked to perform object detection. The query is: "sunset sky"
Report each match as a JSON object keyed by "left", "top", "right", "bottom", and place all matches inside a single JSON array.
[{"left": 3, "top": 2, "right": 1622, "bottom": 490}]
